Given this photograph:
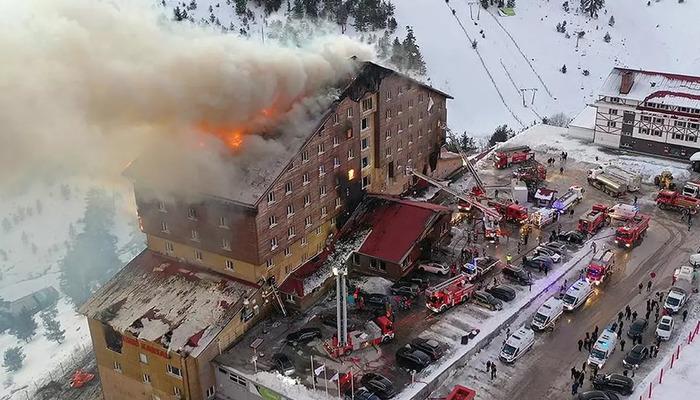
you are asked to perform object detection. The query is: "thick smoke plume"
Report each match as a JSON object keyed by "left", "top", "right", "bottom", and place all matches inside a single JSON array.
[{"left": 0, "top": 0, "right": 373, "bottom": 194}]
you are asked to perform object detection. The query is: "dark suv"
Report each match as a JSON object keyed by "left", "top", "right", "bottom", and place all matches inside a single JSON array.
[
  {"left": 360, "top": 373, "right": 396, "bottom": 400},
  {"left": 592, "top": 374, "right": 634, "bottom": 396},
  {"left": 502, "top": 265, "right": 532, "bottom": 286},
  {"left": 285, "top": 328, "right": 322, "bottom": 345}
]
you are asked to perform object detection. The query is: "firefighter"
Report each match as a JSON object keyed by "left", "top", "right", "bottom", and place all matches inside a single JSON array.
[{"left": 506, "top": 253, "right": 513, "bottom": 264}]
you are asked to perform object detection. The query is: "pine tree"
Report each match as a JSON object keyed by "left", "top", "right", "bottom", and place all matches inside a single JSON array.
[
  {"left": 580, "top": 0, "right": 605, "bottom": 18},
  {"left": 603, "top": 32, "right": 611, "bottom": 42},
  {"left": 390, "top": 37, "right": 405, "bottom": 71},
  {"left": 402, "top": 26, "right": 427, "bottom": 76},
  {"left": 173, "top": 6, "right": 184, "bottom": 21},
  {"left": 3, "top": 347, "right": 24, "bottom": 372},
  {"left": 608, "top": 15, "right": 615, "bottom": 27},
  {"left": 507, "top": 0, "right": 515, "bottom": 7},
  {"left": 41, "top": 307, "right": 65, "bottom": 344},
  {"left": 561, "top": 64, "right": 567, "bottom": 74},
  {"left": 9, "top": 309, "right": 37, "bottom": 342},
  {"left": 303, "top": 0, "right": 319, "bottom": 18},
  {"left": 489, "top": 125, "right": 513, "bottom": 146},
  {"left": 497, "top": 0, "right": 504, "bottom": 8},
  {"left": 377, "top": 31, "right": 392, "bottom": 60},
  {"left": 292, "top": 0, "right": 304, "bottom": 18},
  {"left": 480, "top": 0, "right": 489, "bottom": 8},
  {"left": 235, "top": 0, "right": 247, "bottom": 14},
  {"left": 189, "top": 0, "right": 198, "bottom": 10},
  {"left": 562, "top": 1, "right": 569, "bottom": 12}
]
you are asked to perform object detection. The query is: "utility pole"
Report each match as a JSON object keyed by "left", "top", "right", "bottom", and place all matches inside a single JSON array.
[{"left": 467, "top": 1, "right": 481, "bottom": 20}]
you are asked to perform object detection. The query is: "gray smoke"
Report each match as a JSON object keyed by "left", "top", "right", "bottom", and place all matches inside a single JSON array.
[{"left": 0, "top": 0, "right": 373, "bottom": 193}]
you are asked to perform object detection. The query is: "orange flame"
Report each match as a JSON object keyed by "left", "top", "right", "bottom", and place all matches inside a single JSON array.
[{"left": 198, "top": 122, "right": 244, "bottom": 150}]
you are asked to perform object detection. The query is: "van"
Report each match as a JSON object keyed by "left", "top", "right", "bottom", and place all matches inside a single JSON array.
[
  {"left": 587, "top": 328, "right": 618, "bottom": 369},
  {"left": 562, "top": 280, "right": 593, "bottom": 311},
  {"left": 531, "top": 296, "right": 564, "bottom": 331},
  {"left": 499, "top": 326, "right": 535, "bottom": 363}
]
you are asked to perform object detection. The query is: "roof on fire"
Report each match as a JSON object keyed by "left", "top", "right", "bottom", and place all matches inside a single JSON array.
[{"left": 79, "top": 249, "right": 258, "bottom": 357}]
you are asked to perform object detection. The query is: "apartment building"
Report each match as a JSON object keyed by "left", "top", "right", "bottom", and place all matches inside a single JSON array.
[
  {"left": 593, "top": 67, "right": 700, "bottom": 160},
  {"left": 81, "top": 61, "right": 451, "bottom": 400}
]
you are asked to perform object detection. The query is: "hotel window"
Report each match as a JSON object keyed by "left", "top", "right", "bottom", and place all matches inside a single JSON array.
[
  {"left": 386, "top": 147, "right": 392, "bottom": 157},
  {"left": 269, "top": 215, "right": 278, "bottom": 227},
  {"left": 689, "top": 123, "right": 700, "bottom": 130},
  {"left": 333, "top": 136, "right": 340, "bottom": 147},
  {"left": 686, "top": 135, "right": 698, "bottom": 142},
  {"left": 333, "top": 113, "right": 339, "bottom": 124},
  {"left": 206, "top": 387, "right": 216, "bottom": 399},
  {"left": 675, "top": 121, "right": 687, "bottom": 128},
  {"left": 302, "top": 150, "right": 309, "bottom": 162},
  {"left": 113, "top": 361, "right": 122, "bottom": 372},
  {"left": 319, "top": 164, "right": 326, "bottom": 176},
  {"left": 386, "top": 90, "right": 392, "bottom": 100},
  {"left": 191, "top": 229, "right": 200, "bottom": 242},
  {"left": 303, "top": 173, "right": 310, "bottom": 185},
  {"left": 398, "top": 86, "right": 404, "bottom": 95},
  {"left": 222, "top": 238, "right": 231, "bottom": 250},
  {"left": 288, "top": 226, "right": 296, "bottom": 238},
  {"left": 321, "top": 206, "right": 328, "bottom": 217},
  {"left": 398, "top": 140, "right": 403, "bottom": 151},
  {"left": 167, "top": 364, "right": 182, "bottom": 378},
  {"left": 331, "top": 217, "right": 337, "bottom": 226},
  {"left": 225, "top": 260, "right": 235, "bottom": 270},
  {"left": 267, "top": 191, "right": 276, "bottom": 204},
  {"left": 609, "top": 108, "right": 618, "bottom": 115},
  {"left": 409, "top": 135, "right": 414, "bottom": 145},
  {"left": 386, "top": 109, "right": 392, "bottom": 120},
  {"left": 158, "top": 200, "right": 166, "bottom": 212},
  {"left": 418, "top": 93, "right": 424, "bottom": 102},
  {"left": 409, "top": 116, "right": 414, "bottom": 126},
  {"left": 165, "top": 241, "right": 175, "bottom": 253},
  {"left": 335, "top": 198, "right": 342, "bottom": 208},
  {"left": 362, "top": 175, "right": 371, "bottom": 188},
  {"left": 139, "top": 353, "right": 149, "bottom": 364},
  {"left": 305, "top": 216, "right": 313, "bottom": 227},
  {"left": 284, "top": 247, "right": 292, "bottom": 257},
  {"left": 347, "top": 148, "right": 355, "bottom": 160},
  {"left": 385, "top": 128, "right": 392, "bottom": 140},
  {"left": 271, "top": 237, "right": 278, "bottom": 250},
  {"left": 194, "top": 249, "right": 203, "bottom": 261},
  {"left": 286, "top": 204, "right": 295, "bottom": 217},
  {"left": 398, "top": 104, "right": 403, "bottom": 114},
  {"left": 609, "top": 97, "right": 621, "bottom": 103},
  {"left": 408, "top": 99, "right": 414, "bottom": 108},
  {"left": 304, "top": 194, "right": 311, "bottom": 207},
  {"left": 361, "top": 117, "right": 369, "bottom": 130},
  {"left": 318, "top": 143, "right": 325, "bottom": 154},
  {"left": 398, "top": 122, "right": 403, "bottom": 132},
  {"left": 641, "top": 116, "right": 652, "bottom": 122},
  {"left": 606, "top": 121, "right": 617, "bottom": 128},
  {"left": 315, "top": 226, "right": 322, "bottom": 235},
  {"left": 161, "top": 221, "right": 169, "bottom": 233},
  {"left": 362, "top": 157, "right": 369, "bottom": 169},
  {"left": 653, "top": 117, "right": 665, "bottom": 124},
  {"left": 361, "top": 138, "right": 369, "bottom": 150},
  {"left": 173, "top": 387, "right": 182, "bottom": 397},
  {"left": 652, "top": 129, "right": 662, "bottom": 137},
  {"left": 346, "top": 129, "right": 353, "bottom": 139},
  {"left": 285, "top": 182, "right": 293, "bottom": 194},
  {"left": 362, "top": 97, "right": 373, "bottom": 112},
  {"left": 418, "top": 128, "right": 423, "bottom": 137},
  {"left": 143, "top": 373, "right": 151, "bottom": 384},
  {"left": 219, "top": 216, "right": 229, "bottom": 228},
  {"left": 347, "top": 107, "right": 354, "bottom": 118},
  {"left": 334, "top": 157, "right": 341, "bottom": 168},
  {"left": 266, "top": 259, "right": 274, "bottom": 268},
  {"left": 301, "top": 236, "right": 308, "bottom": 246},
  {"left": 320, "top": 185, "right": 328, "bottom": 197},
  {"left": 187, "top": 207, "right": 197, "bottom": 220}
]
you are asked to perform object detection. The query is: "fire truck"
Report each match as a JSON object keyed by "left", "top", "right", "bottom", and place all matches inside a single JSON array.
[
  {"left": 656, "top": 190, "right": 700, "bottom": 214},
  {"left": 426, "top": 274, "right": 475, "bottom": 313},
  {"left": 493, "top": 145, "right": 535, "bottom": 169},
  {"left": 585, "top": 249, "right": 615, "bottom": 285},
  {"left": 614, "top": 214, "right": 650, "bottom": 248},
  {"left": 487, "top": 199, "right": 529, "bottom": 224},
  {"left": 326, "top": 314, "right": 395, "bottom": 357},
  {"left": 577, "top": 204, "right": 609, "bottom": 235},
  {"left": 514, "top": 160, "right": 547, "bottom": 185}
]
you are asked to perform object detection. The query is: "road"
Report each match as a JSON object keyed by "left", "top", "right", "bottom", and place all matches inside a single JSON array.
[{"left": 431, "top": 159, "right": 699, "bottom": 399}]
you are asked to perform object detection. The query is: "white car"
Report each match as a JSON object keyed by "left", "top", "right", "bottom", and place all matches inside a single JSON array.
[
  {"left": 656, "top": 316, "right": 674, "bottom": 341},
  {"left": 534, "top": 247, "right": 562, "bottom": 263},
  {"left": 418, "top": 262, "right": 449, "bottom": 275}
]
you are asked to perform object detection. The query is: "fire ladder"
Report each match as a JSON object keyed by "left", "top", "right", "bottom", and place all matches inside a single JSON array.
[{"left": 263, "top": 282, "right": 288, "bottom": 317}]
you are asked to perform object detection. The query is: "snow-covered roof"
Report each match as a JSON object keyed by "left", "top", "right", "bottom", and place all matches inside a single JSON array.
[
  {"left": 599, "top": 67, "right": 700, "bottom": 107},
  {"left": 80, "top": 249, "right": 257, "bottom": 357},
  {"left": 569, "top": 105, "right": 596, "bottom": 129}
]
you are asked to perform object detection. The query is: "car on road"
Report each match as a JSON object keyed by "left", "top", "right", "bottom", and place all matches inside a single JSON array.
[
  {"left": 411, "top": 337, "right": 445, "bottom": 361},
  {"left": 627, "top": 319, "right": 648, "bottom": 340},
  {"left": 623, "top": 344, "right": 650, "bottom": 369},
  {"left": 364, "top": 293, "right": 390, "bottom": 309},
  {"left": 558, "top": 230, "right": 586, "bottom": 245},
  {"left": 534, "top": 246, "right": 562, "bottom": 263},
  {"left": 574, "top": 390, "right": 620, "bottom": 400},
  {"left": 502, "top": 265, "right": 533, "bottom": 286},
  {"left": 417, "top": 262, "right": 449, "bottom": 275},
  {"left": 285, "top": 327, "right": 322, "bottom": 345},
  {"left": 486, "top": 285, "right": 517, "bottom": 302},
  {"left": 472, "top": 290, "right": 503, "bottom": 311},
  {"left": 360, "top": 373, "right": 396, "bottom": 400},
  {"left": 345, "top": 388, "right": 381, "bottom": 400},
  {"left": 592, "top": 374, "right": 635, "bottom": 396},
  {"left": 540, "top": 241, "right": 567, "bottom": 255},
  {"left": 390, "top": 281, "right": 420, "bottom": 298},
  {"left": 271, "top": 353, "right": 295, "bottom": 376},
  {"left": 396, "top": 345, "right": 432, "bottom": 372},
  {"left": 656, "top": 315, "right": 674, "bottom": 341}
]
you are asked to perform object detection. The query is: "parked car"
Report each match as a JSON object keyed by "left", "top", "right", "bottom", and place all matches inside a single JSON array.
[
  {"left": 360, "top": 373, "right": 396, "bottom": 400},
  {"left": 534, "top": 246, "right": 562, "bottom": 263},
  {"left": 523, "top": 257, "right": 551, "bottom": 271},
  {"left": 502, "top": 265, "right": 533, "bottom": 286},
  {"left": 417, "top": 262, "right": 449, "bottom": 275},
  {"left": 486, "top": 285, "right": 517, "bottom": 302},
  {"left": 541, "top": 241, "right": 567, "bottom": 255},
  {"left": 592, "top": 374, "right": 635, "bottom": 396},
  {"left": 558, "top": 230, "right": 586, "bottom": 245},
  {"left": 656, "top": 315, "right": 674, "bottom": 341},
  {"left": 396, "top": 345, "right": 432, "bottom": 372},
  {"left": 390, "top": 282, "right": 420, "bottom": 298},
  {"left": 627, "top": 319, "right": 648, "bottom": 340},
  {"left": 574, "top": 390, "right": 620, "bottom": 400},
  {"left": 346, "top": 388, "right": 381, "bottom": 400},
  {"left": 285, "top": 327, "right": 322, "bottom": 345},
  {"left": 623, "top": 344, "right": 649, "bottom": 369},
  {"left": 532, "top": 254, "right": 555, "bottom": 267},
  {"left": 364, "top": 293, "right": 390, "bottom": 309},
  {"left": 271, "top": 353, "right": 295, "bottom": 376},
  {"left": 472, "top": 290, "right": 503, "bottom": 311},
  {"left": 411, "top": 337, "right": 446, "bottom": 361}
]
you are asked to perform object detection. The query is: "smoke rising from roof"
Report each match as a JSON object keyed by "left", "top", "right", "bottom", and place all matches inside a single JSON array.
[{"left": 0, "top": 0, "right": 373, "bottom": 193}]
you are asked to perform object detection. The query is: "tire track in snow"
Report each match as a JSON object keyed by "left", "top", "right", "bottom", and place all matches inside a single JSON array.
[{"left": 444, "top": 3, "right": 525, "bottom": 128}]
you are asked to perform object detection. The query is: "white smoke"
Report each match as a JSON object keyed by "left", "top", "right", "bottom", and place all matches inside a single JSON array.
[{"left": 0, "top": 0, "right": 374, "bottom": 192}]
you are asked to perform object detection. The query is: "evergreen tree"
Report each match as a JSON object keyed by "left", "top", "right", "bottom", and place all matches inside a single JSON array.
[
  {"left": 235, "top": 0, "right": 248, "bottom": 14},
  {"left": 480, "top": 0, "right": 489, "bottom": 9},
  {"left": 489, "top": 125, "right": 513, "bottom": 146},
  {"left": 562, "top": 1, "right": 570, "bottom": 12},
  {"left": 387, "top": 16, "right": 397, "bottom": 33},
  {"left": 580, "top": 0, "right": 605, "bottom": 18},
  {"left": 603, "top": 32, "right": 611, "bottom": 42},
  {"left": 507, "top": 0, "right": 515, "bottom": 7},
  {"left": 3, "top": 347, "right": 24, "bottom": 372},
  {"left": 608, "top": 15, "right": 615, "bottom": 27},
  {"left": 402, "top": 26, "right": 427, "bottom": 76},
  {"left": 390, "top": 37, "right": 405, "bottom": 71},
  {"left": 9, "top": 309, "right": 37, "bottom": 342},
  {"left": 353, "top": 0, "right": 394, "bottom": 31},
  {"left": 561, "top": 64, "right": 567, "bottom": 73},
  {"left": 189, "top": 0, "right": 198, "bottom": 10},
  {"left": 497, "top": 0, "right": 504, "bottom": 7},
  {"left": 173, "top": 6, "right": 184, "bottom": 21},
  {"left": 303, "top": 0, "right": 319, "bottom": 18},
  {"left": 292, "top": 0, "right": 305, "bottom": 18},
  {"left": 41, "top": 307, "right": 65, "bottom": 344},
  {"left": 377, "top": 31, "right": 392, "bottom": 60}
]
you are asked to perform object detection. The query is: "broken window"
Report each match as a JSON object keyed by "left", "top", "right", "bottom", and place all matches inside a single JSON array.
[{"left": 103, "top": 324, "right": 123, "bottom": 353}]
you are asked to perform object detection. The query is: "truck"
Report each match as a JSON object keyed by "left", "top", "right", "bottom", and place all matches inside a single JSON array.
[
  {"left": 530, "top": 207, "right": 558, "bottom": 228},
  {"left": 589, "top": 166, "right": 642, "bottom": 192},
  {"left": 552, "top": 186, "right": 584, "bottom": 214},
  {"left": 656, "top": 190, "right": 700, "bottom": 214},
  {"left": 326, "top": 314, "right": 395, "bottom": 357},
  {"left": 614, "top": 214, "right": 650, "bottom": 248},
  {"left": 577, "top": 204, "right": 609, "bottom": 235},
  {"left": 587, "top": 169, "right": 627, "bottom": 197},
  {"left": 487, "top": 199, "right": 528, "bottom": 224},
  {"left": 608, "top": 203, "right": 639, "bottom": 222},
  {"left": 493, "top": 145, "right": 534, "bottom": 169},
  {"left": 425, "top": 274, "right": 475, "bottom": 313},
  {"left": 462, "top": 256, "right": 502, "bottom": 282},
  {"left": 682, "top": 180, "right": 700, "bottom": 198},
  {"left": 514, "top": 160, "right": 547, "bottom": 185},
  {"left": 586, "top": 249, "right": 615, "bottom": 285}
]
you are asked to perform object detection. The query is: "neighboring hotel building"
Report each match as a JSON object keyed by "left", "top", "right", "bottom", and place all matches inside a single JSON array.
[
  {"left": 593, "top": 67, "right": 700, "bottom": 159},
  {"left": 80, "top": 61, "right": 451, "bottom": 400}
]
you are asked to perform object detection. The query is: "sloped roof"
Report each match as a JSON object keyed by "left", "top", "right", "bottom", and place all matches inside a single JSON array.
[
  {"left": 599, "top": 67, "right": 700, "bottom": 107},
  {"left": 357, "top": 196, "right": 449, "bottom": 264},
  {"left": 80, "top": 249, "right": 257, "bottom": 357}
]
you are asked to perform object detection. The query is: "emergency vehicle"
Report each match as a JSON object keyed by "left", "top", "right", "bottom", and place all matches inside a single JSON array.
[
  {"left": 586, "top": 249, "right": 615, "bottom": 285},
  {"left": 425, "top": 274, "right": 475, "bottom": 313},
  {"left": 614, "top": 214, "right": 650, "bottom": 248}
]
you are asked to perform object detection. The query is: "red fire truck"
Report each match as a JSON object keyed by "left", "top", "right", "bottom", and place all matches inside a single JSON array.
[
  {"left": 493, "top": 145, "right": 535, "bottom": 169},
  {"left": 614, "top": 214, "right": 650, "bottom": 248},
  {"left": 513, "top": 160, "right": 547, "bottom": 184},
  {"left": 585, "top": 249, "right": 615, "bottom": 285},
  {"left": 426, "top": 274, "right": 475, "bottom": 313},
  {"left": 577, "top": 204, "right": 609, "bottom": 235},
  {"left": 656, "top": 190, "right": 700, "bottom": 214},
  {"left": 326, "top": 314, "right": 395, "bottom": 357},
  {"left": 487, "top": 200, "right": 529, "bottom": 224}
]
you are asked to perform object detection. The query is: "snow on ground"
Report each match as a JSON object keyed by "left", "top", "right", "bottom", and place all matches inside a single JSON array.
[
  {"left": 0, "top": 298, "right": 91, "bottom": 396},
  {"left": 505, "top": 123, "right": 691, "bottom": 182},
  {"left": 638, "top": 329, "right": 700, "bottom": 398},
  {"left": 353, "top": 276, "right": 393, "bottom": 294}
]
